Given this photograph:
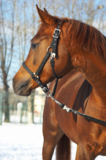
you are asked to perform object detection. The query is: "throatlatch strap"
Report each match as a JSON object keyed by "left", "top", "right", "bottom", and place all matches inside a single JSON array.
[
  {"left": 52, "top": 78, "right": 59, "bottom": 96},
  {"left": 50, "top": 58, "right": 62, "bottom": 96}
]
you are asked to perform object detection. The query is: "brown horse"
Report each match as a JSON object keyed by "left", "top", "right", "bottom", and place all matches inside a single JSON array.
[{"left": 13, "top": 5, "right": 106, "bottom": 160}]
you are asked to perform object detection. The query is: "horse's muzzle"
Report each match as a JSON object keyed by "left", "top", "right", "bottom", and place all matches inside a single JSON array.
[{"left": 12, "top": 78, "right": 31, "bottom": 96}]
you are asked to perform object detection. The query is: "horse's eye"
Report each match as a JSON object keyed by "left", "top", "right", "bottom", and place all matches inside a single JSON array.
[{"left": 31, "top": 43, "right": 39, "bottom": 49}]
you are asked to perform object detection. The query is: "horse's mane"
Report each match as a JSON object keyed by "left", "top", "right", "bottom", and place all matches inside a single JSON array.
[{"left": 62, "top": 18, "right": 106, "bottom": 58}]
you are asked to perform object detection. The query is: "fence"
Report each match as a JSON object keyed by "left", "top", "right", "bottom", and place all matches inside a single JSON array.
[{"left": 0, "top": 88, "right": 46, "bottom": 125}]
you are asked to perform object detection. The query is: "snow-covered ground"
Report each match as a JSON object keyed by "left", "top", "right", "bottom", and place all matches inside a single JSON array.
[{"left": 0, "top": 123, "right": 106, "bottom": 160}]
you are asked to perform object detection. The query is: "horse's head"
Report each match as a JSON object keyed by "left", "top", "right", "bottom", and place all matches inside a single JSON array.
[{"left": 13, "top": 5, "right": 72, "bottom": 96}]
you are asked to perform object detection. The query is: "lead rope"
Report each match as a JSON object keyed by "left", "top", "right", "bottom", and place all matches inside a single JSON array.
[
  {"left": 43, "top": 87, "right": 106, "bottom": 125},
  {"left": 22, "top": 60, "right": 106, "bottom": 125}
]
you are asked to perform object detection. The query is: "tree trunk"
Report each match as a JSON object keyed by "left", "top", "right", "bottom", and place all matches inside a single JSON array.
[
  {"left": 4, "top": 86, "right": 10, "bottom": 122},
  {"left": 27, "top": 91, "right": 34, "bottom": 124}
]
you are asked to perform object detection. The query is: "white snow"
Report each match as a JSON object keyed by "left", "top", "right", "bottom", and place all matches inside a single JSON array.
[{"left": 0, "top": 123, "right": 105, "bottom": 160}]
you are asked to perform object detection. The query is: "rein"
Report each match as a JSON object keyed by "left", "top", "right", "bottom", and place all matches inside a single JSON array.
[{"left": 22, "top": 20, "right": 106, "bottom": 126}]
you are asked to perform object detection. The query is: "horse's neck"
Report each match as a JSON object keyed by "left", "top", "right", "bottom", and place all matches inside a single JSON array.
[{"left": 72, "top": 53, "right": 106, "bottom": 102}]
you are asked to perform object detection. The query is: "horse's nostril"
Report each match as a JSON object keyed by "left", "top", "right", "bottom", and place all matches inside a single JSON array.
[
  {"left": 18, "top": 83, "right": 28, "bottom": 91},
  {"left": 13, "top": 78, "right": 30, "bottom": 95},
  {"left": 17, "top": 80, "right": 29, "bottom": 92}
]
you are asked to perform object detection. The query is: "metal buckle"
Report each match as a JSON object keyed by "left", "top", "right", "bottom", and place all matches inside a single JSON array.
[
  {"left": 45, "top": 90, "right": 52, "bottom": 97},
  {"left": 53, "top": 28, "right": 61, "bottom": 38},
  {"left": 33, "top": 73, "right": 39, "bottom": 78},
  {"left": 51, "top": 53, "right": 56, "bottom": 59}
]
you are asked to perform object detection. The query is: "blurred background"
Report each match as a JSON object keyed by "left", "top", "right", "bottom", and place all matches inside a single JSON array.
[
  {"left": 0, "top": 0, "right": 106, "bottom": 160},
  {"left": 0, "top": 0, "right": 106, "bottom": 125}
]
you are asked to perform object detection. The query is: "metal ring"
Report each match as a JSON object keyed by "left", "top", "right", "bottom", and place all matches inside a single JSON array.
[{"left": 47, "top": 46, "right": 52, "bottom": 52}]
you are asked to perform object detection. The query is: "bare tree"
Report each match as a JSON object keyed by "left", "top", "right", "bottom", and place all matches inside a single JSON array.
[{"left": 0, "top": 0, "right": 15, "bottom": 122}]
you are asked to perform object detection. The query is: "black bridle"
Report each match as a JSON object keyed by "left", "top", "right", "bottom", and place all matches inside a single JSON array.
[
  {"left": 22, "top": 20, "right": 106, "bottom": 126},
  {"left": 22, "top": 20, "right": 62, "bottom": 96}
]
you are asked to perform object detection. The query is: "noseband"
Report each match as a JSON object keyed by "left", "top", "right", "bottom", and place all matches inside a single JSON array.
[{"left": 22, "top": 20, "right": 62, "bottom": 95}]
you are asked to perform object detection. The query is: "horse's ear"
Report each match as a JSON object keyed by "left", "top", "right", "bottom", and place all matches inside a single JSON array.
[
  {"left": 36, "top": 5, "right": 58, "bottom": 25},
  {"left": 44, "top": 8, "right": 48, "bottom": 13}
]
